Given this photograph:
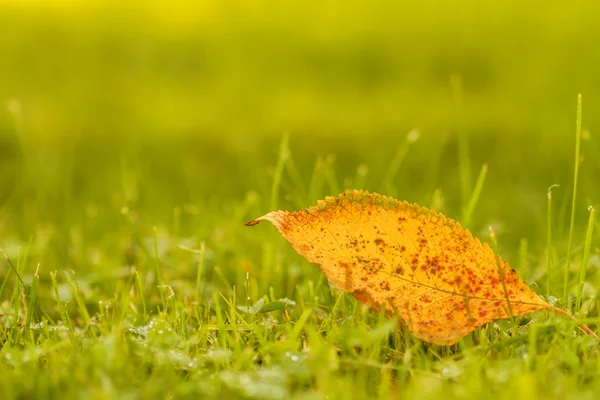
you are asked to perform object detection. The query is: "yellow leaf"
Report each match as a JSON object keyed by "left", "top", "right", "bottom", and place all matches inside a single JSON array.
[{"left": 247, "top": 190, "right": 591, "bottom": 345}]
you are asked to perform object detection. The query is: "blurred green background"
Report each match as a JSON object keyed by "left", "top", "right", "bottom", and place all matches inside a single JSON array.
[{"left": 1, "top": 0, "right": 599, "bottom": 286}]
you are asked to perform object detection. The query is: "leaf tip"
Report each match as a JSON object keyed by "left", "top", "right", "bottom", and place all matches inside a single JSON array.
[
  {"left": 245, "top": 219, "right": 262, "bottom": 227},
  {"left": 245, "top": 211, "right": 284, "bottom": 227}
]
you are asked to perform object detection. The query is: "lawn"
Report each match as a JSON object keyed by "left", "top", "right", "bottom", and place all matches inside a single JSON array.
[{"left": 1, "top": 1, "right": 600, "bottom": 399}]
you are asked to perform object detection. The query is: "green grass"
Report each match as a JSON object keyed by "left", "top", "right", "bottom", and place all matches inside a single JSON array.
[{"left": 1, "top": 1, "right": 600, "bottom": 399}]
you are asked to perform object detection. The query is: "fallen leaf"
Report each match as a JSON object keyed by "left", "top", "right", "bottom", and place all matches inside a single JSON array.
[{"left": 246, "top": 190, "right": 594, "bottom": 345}]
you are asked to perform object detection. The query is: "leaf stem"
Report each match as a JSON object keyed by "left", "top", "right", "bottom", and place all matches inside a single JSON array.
[{"left": 552, "top": 307, "right": 598, "bottom": 339}]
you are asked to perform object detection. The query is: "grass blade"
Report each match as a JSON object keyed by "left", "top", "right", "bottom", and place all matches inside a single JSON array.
[
  {"left": 451, "top": 74, "right": 471, "bottom": 206},
  {"left": 24, "top": 264, "right": 40, "bottom": 340},
  {"left": 546, "top": 184, "right": 559, "bottom": 297},
  {"left": 0, "top": 248, "right": 25, "bottom": 287},
  {"left": 462, "top": 163, "right": 488, "bottom": 228},
  {"left": 563, "top": 94, "right": 583, "bottom": 305},
  {"left": 379, "top": 129, "right": 420, "bottom": 195},
  {"left": 576, "top": 206, "right": 595, "bottom": 312},
  {"left": 271, "top": 132, "right": 290, "bottom": 210}
]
